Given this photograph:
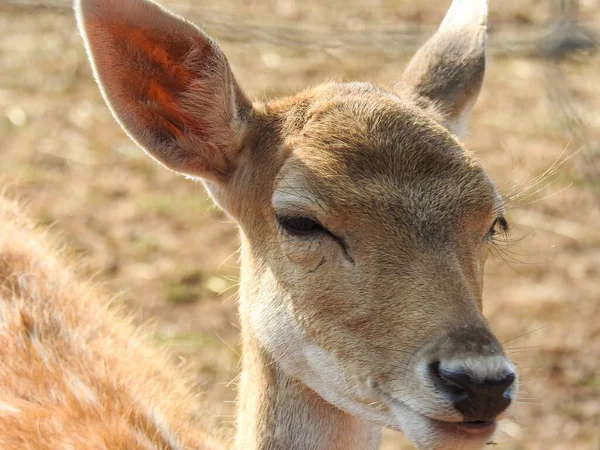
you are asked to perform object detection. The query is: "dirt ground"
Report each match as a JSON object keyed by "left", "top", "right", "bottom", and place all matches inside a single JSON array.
[{"left": 1, "top": 0, "right": 599, "bottom": 449}]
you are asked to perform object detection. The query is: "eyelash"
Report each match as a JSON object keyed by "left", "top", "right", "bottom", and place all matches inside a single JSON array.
[
  {"left": 276, "top": 215, "right": 354, "bottom": 262},
  {"left": 276, "top": 216, "right": 326, "bottom": 237},
  {"left": 488, "top": 217, "right": 509, "bottom": 240}
]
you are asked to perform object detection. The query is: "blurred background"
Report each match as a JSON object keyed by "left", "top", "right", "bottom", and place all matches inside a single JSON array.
[{"left": 1, "top": 0, "right": 599, "bottom": 448}]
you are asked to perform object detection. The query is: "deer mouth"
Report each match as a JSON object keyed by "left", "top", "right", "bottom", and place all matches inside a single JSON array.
[
  {"left": 400, "top": 406, "right": 498, "bottom": 437},
  {"left": 372, "top": 383, "right": 500, "bottom": 446},
  {"left": 390, "top": 405, "right": 499, "bottom": 449},
  {"left": 455, "top": 420, "right": 496, "bottom": 434}
]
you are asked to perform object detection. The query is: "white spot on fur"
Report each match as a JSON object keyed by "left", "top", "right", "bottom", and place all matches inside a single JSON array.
[
  {"left": 29, "top": 323, "right": 50, "bottom": 366},
  {"left": 65, "top": 371, "right": 98, "bottom": 406},
  {"left": 0, "top": 402, "right": 20, "bottom": 414},
  {"left": 145, "top": 407, "right": 184, "bottom": 450}
]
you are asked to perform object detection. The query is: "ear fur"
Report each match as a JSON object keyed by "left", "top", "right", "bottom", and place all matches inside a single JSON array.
[
  {"left": 75, "top": 0, "right": 252, "bottom": 183},
  {"left": 398, "top": 0, "right": 488, "bottom": 138}
]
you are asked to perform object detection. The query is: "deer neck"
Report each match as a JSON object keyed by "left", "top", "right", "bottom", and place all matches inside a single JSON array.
[{"left": 235, "top": 325, "right": 381, "bottom": 450}]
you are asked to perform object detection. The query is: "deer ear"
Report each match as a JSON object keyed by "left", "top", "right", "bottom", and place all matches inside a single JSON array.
[
  {"left": 398, "top": 0, "right": 487, "bottom": 138},
  {"left": 75, "top": 0, "right": 252, "bottom": 184}
]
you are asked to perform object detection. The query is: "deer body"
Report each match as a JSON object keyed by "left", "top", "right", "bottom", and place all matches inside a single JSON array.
[
  {"left": 0, "top": 0, "right": 519, "bottom": 449},
  {"left": 0, "top": 198, "right": 219, "bottom": 450}
]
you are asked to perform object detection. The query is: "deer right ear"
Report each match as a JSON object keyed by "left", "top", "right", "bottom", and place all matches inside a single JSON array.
[
  {"left": 75, "top": 0, "right": 252, "bottom": 185},
  {"left": 398, "top": 0, "right": 488, "bottom": 138}
]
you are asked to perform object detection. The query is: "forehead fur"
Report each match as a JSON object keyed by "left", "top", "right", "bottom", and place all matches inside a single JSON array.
[{"left": 270, "top": 82, "right": 498, "bottom": 224}]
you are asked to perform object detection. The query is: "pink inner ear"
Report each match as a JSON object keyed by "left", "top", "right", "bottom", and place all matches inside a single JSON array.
[
  {"left": 87, "top": 16, "right": 214, "bottom": 142},
  {"left": 145, "top": 78, "right": 189, "bottom": 140},
  {"left": 79, "top": 0, "right": 251, "bottom": 181}
]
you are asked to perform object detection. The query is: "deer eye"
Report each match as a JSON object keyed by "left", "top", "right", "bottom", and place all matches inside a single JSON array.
[
  {"left": 487, "top": 216, "right": 509, "bottom": 240},
  {"left": 277, "top": 216, "right": 325, "bottom": 237}
]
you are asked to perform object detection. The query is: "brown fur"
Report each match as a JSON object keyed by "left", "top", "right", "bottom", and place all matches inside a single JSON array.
[
  {"left": 0, "top": 0, "right": 516, "bottom": 449},
  {"left": 0, "top": 198, "right": 219, "bottom": 450},
  {"left": 231, "top": 82, "right": 505, "bottom": 449}
]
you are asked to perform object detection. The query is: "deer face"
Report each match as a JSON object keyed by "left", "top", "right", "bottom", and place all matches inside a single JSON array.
[
  {"left": 236, "top": 82, "right": 516, "bottom": 450},
  {"left": 77, "top": 0, "right": 517, "bottom": 447}
]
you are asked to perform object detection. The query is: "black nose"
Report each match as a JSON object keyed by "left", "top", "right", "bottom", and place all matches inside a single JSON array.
[{"left": 430, "top": 361, "right": 515, "bottom": 422}]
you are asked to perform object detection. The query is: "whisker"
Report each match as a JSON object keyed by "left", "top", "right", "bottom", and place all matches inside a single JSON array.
[
  {"left": 214, "top": 332, "right": 240, "bottom": 358},
  {"left": 501, "top": 325, "right": 547, "bottom": 345}
]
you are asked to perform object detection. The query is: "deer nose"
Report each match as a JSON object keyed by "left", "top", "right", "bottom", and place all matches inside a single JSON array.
[{"left": 430, "top": 360, "right": 516, "bottom": 421}]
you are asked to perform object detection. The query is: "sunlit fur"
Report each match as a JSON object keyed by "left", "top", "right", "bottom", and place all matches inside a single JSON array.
[{"left": 0, "top": 198, "right": 221, "bottom": 449}]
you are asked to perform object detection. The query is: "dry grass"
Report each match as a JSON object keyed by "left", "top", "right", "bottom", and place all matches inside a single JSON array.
[{"left": 0, "top": 1, "right": 599, "bottom": 449}]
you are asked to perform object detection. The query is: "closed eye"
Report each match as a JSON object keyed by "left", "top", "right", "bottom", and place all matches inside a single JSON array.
[
  {"left": 275, "top": 214, "right": 355, "bottom": 263},
  {"left": 277, "top": 215, "right": 325, "bottom": 237}
]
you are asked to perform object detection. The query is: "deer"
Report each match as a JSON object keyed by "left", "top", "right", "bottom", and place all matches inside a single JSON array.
[
  {"left": 0, "top": 197, "right": 223, "bottom": 450},
  {"left": 0, "top": 0, "right": 519, "bottom": 448}
]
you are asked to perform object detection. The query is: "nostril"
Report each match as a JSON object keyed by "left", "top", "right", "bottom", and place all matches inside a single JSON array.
[
  {"left": 429, "top": 360, "right": 516, "bottom": 421},
  {"left": 488, "top": 371, "right": 516, "bottom": 394},
  {"left": 430, "top": 361, "right": 471, "bottom": 391},
  {"left": 438, "top": 366, "right": 476, "bottom": 391},
  {"left": 430, "top": 361, "right": 515, "bottom": 395},
  {"left": 429, "top": 361, "right": 470, "bottom": 402}
]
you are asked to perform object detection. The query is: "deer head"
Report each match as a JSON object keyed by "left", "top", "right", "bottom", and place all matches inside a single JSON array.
[{"left": 76, "top": 0, "right": 517, "bottom": 448}]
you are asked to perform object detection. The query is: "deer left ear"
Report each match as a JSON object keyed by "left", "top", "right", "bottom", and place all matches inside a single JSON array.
[
  {"left": 398, "top": 0, "right": 488, "bottom": 138},
  {"left": 75, "top": 0, "right": 253, "bottom": 185}
]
